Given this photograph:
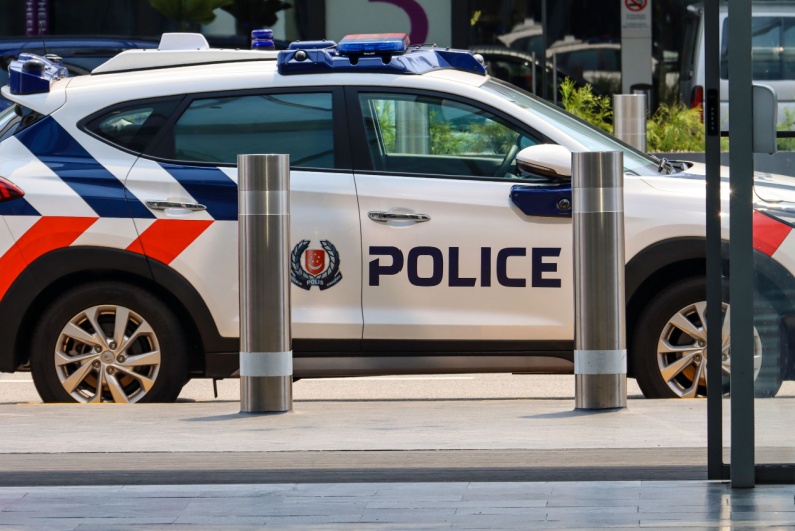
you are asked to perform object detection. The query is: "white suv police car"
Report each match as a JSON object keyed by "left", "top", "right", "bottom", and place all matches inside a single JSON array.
[{"left": 1, "top": 32, "right": 794, "bottom": 403}]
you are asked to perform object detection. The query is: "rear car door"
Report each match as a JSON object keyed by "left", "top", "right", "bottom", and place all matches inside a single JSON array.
[
  {"left": 347, "top": 87, "right": 574, "bottom": 347},
  {"left": 121, "top": 88, "right": 362, "bottom": 343}
]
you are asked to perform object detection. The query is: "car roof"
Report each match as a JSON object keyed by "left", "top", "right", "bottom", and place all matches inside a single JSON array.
[{"left": 0, "top": 36, "right": 158, "bottom": 57}]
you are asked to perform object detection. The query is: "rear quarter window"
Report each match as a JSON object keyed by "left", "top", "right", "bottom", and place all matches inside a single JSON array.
[
  {"left": 0, "top": 104, "right": 44, "bottom": 143},
  {"left": 83, "top": 100, "right": 180, "bottom": 153}
]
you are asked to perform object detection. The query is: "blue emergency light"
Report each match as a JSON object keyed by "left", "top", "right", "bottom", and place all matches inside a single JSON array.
[
  {"left": 337, "top": 33, "right": 409, "bottom": 55},
  {"left": 277, "top": 33, "right": 485, "bottom": 77},
  {"left": 8, "top": 53, "right": 68, "bottom": 95},
  {"left": 288, "top": 40, "right": 337, "bottom": 50},
  {"left": 251, "top": 29, "right": 275, "bottom": 50}
]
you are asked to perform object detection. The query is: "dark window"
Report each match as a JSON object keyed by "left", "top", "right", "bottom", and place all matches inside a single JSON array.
[
  {"left": 721, "top": 16, "right": 795, "bottom": 80},
  {"left": 154, "top": 92, "right": 335, "bottom": 168},
  {"left": 358, "top": 92, "right": 536, "bottom": 178},
  {"left": 0, "top": 104, "right": 43, "bottom": 143},
  {"left": 86, "top": 100, "right": 180, "bottom": 153}
]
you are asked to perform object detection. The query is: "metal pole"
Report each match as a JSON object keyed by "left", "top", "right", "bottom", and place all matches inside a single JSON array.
[
  {"left": 531, "top": 51, "right": 537, "bottom": 95},
  {"left": 238, "top": 154, "right": 293, "bottom": 413},
  {"left": 573, "top": 151, "right": 627, "bottom": 410},
  {"left": 704, "top": 0, "right": 726, "bottom": 481},
  {"left": 613, "top": 94, "right": 647, "bottom": 152},
  {"left": 728, "top": 0, "right": 756, "bottom": 489},
  {"left": 552, "top": 53, "right": 558, "bottom": 105}
]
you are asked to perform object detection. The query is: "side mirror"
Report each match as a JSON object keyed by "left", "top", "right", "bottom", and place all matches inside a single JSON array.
[{"left": 516, "top": 144, "right": 572, "bottom": 180}]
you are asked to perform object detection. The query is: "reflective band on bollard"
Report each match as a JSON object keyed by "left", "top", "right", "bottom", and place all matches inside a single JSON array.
[
  {"left": 613, "top": 94, "right": 647, "bottom": 152},
  {"left": 238, "top": 154, "right": 293, "bottom": 413},
  {"left": 573, "top": 151, "right": 627, "bottom": 410}
]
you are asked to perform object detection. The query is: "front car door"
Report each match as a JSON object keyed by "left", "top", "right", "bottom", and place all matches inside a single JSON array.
[{"left": 347, "top": 87, "right": 574, "bottom": 364}]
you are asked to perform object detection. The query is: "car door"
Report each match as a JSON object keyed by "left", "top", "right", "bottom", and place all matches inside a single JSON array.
[
  {"left": 347, "top": 87, "right": 574, "bottom": 346},
  {"left": 123, "top": 88, "right": 362, "bottom": 343}
]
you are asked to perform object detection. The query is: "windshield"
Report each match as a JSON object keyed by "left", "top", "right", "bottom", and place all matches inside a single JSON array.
[{"left": 481, "top": 78, "right": 662, "bottom": 176}]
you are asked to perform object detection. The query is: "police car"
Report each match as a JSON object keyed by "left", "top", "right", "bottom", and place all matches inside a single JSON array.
[{"left": 0, "top": 32, "right": 793, "bottom": 403}]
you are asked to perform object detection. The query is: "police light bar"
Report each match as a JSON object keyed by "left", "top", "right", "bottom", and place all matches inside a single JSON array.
[
  {"left": 277, "top": 41, "right": 485, "bottom": 77},
  {"left": 8, "top": 53, "right": 68, "bottom": 95},
  {"left": 337, "top": 33, "right": 409, "bottom": 55}
]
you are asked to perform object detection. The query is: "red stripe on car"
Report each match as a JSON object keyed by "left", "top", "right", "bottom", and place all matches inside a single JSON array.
[
  {"left": 754, "top": 211, "right": 791, "bottom": 257},
  {"left": 127, "top": 219, "right": 214, "bottom": 264},
  {"left": 0, "top": 216, "right": 98, "bottom": 299}
]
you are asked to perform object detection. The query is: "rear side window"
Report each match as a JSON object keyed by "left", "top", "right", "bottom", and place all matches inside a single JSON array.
[
  {"left": 0, "top": 104, "right": 44, "bottom": 143},
  {"left": 153, "top": 92, "right": 335, "bottom": 168},
  {"left": 85, "top": 100, "right": 180, "bottom": 153}
]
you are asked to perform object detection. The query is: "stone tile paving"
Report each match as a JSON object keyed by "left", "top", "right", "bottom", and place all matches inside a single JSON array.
[{"left": 0, "top": 480, "right": 793, "bottom": 529}]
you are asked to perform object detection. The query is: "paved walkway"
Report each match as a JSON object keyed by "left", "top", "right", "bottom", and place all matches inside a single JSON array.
[
  {"left": 1, "top": 481, "right": 794, "bottom": 529},
  {"left": 0, "top": 398, "right": 793, "bottom": 528}
]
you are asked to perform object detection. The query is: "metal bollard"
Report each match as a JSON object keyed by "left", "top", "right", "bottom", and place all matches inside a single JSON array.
[
  {"left": 238, "top": 154, "right": 293, "bottom": 413},
  {"left": 613, "top": 94, "right": 647, "bottom": 152},
  {"left": 573, "top": 151, "right": 627, "bottom": 410}
]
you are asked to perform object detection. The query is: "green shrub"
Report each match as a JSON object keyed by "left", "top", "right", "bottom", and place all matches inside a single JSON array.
[
  {"left": 559, "top": 78, "right": 612, "bottom": 133},
  {"left": 646, "top": 103, "right": 705, "bottom": 152},
  {"left": 560, "top": 78, "right": 708, "bottom": 152}
]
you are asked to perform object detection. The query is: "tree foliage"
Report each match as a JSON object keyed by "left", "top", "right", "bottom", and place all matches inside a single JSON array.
[{"left": 150, "top": 0, "right": 234, "bottom": 30}]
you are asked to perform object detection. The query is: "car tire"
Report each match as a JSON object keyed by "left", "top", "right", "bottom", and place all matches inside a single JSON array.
[
  {"left": 632, "top": 276, "right": 783, "bottom": 399},
  {"left": 30, "top": 281, "right": 188, "bottom": 403}
]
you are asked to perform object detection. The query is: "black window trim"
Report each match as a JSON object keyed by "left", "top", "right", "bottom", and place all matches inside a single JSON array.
[
  {"left": 78, "top": 95, "right": 186, "bottom": 157},
  {"left": 343, "top": 85, "right": 554, "bottom": 183},
  {"left": 78, "top": 86, "right": 354, "bottom": 174}
]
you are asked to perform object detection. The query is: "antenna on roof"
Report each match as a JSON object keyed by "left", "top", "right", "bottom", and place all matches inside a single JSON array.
[{"left": 39, "top": 20, "right": 47, "bottom": 56}]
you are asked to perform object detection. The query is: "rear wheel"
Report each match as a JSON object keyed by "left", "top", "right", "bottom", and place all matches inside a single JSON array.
[
  {"left": 30, "top": 281, "right": 188, "bottom": 403},
  {"left": 632, "top": 276, "right": 783, "bottom": 399}
]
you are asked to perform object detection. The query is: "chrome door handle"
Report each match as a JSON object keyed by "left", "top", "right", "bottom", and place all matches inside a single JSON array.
[
  {"left": 368, "top": 211, "right": 431, "bottom": 223},
  {"left": 146, "top": 200, "right": 207, "bottom": 211}
]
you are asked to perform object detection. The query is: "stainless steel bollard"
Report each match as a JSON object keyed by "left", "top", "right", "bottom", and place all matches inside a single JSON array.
[
  {"left": 613, "top": 94, "right": 647, "bottom": 152},
  {"left": 238, "top": 154, "right": 292, "bottom": 413},
  {"left": 573, "top": 151, "right": 627, "bottom": 410}
]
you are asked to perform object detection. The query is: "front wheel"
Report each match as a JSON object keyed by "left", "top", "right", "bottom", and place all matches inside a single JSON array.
[
  {"left": 30, "top": 281, "right": 188, "bottom": 403},
  {"left": 632, "top": 276, "right": 783, "bottom": 399}
]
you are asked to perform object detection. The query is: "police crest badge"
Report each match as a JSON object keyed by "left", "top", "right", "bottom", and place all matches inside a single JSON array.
[{"left": 290, "top": 240, "right": 343, "bottom": 290}]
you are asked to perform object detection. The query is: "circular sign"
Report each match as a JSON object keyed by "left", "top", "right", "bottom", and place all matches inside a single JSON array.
[{"left": 625, "top": 0, "right": 647, "bottom": 12}]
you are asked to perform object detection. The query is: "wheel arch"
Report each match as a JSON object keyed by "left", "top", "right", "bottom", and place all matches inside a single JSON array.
[
  {"left": 626, "top": 238, "right": 707, "bottom": 377},
  {"left": 626, "top": 236, "right": 795, "bottom": 380},
  {"left": 0, "top": 246, "right": 234, "bottom": 374}
]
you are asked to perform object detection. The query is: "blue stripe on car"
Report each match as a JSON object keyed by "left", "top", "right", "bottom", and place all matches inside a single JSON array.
[
  {"left": 14, "top": 117, "right": 153, "bottom": 219},
  {"left": 0, "top": 197, "right": 39, "bottom": 216},
  {"left": 159, "top": 163, "right": 237, "bottom": 221}
]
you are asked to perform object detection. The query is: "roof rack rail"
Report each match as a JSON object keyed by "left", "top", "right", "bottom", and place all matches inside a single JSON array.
[{"left": 92, "top": 32, "right": 277, "bottom": 75}]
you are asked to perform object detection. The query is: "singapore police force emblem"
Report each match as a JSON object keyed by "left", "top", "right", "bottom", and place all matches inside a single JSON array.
[{"left": 290, "top": 240, "right": 343, "bottom": 290}]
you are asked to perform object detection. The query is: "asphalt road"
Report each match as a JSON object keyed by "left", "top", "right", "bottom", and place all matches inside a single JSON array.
[{"left": 1, "top": 371, "right": 793, "bottom": 403}]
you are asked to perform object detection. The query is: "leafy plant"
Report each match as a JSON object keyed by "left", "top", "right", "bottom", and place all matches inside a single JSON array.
[
  {"left": 150, "top": 0, "right": 234, "bottom": 30},
  {"left": 559, "top": 78, "right": 612, "bottom": 133},
  {"left": 560, "top": 79, "right": 708, "bottom": 152},
  {"left": 646, "top": 103, "right": 705, "bottom": 152},
  {"left": 776, "top": 107, "right": 795, "bottom": 151}
]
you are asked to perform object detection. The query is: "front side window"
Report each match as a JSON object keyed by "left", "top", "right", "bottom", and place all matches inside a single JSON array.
[
  {"left": 156, "top": 92, "right": 334, "bottom": 168},
  {"left": 358, "top": 92, "right": 536, "bottom": 178}
]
